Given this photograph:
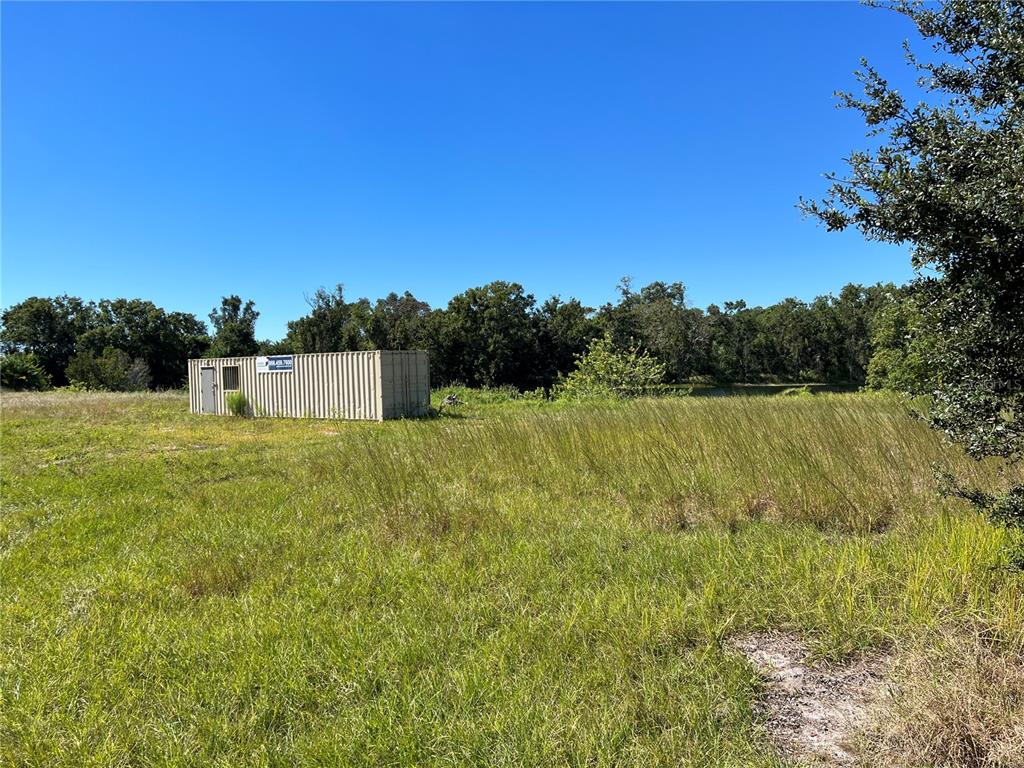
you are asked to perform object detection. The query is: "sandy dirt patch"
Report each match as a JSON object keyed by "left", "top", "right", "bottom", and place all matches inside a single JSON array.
[{"left": 734, "top": 632, "right": 889, "bottom": 765}]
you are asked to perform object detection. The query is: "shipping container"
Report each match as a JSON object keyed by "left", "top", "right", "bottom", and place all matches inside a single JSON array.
[{"left": 187, "top": 351, "right": 429, "bottom": 421}]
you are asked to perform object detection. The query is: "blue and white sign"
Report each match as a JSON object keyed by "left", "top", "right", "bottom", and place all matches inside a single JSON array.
[{"left": 256, "top": 355, "right": 294, "bottom": 373}]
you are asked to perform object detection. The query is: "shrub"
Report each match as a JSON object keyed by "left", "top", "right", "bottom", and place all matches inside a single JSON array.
[
  {"left": 519, "top": 387, "right": 547, "bottom": 402},
  {"left": 225, "top": 390, "right": 249, "bottom": 417},
  {"left": 0, "top": 352, "right": 52, "bottom": 391},
  {"left": 664, "top": 384, "right": 694, "bottom": 398},
  {"left": 554, "top": 334, "right": 666, "bottom": 401},
  {"left": 66, "top": 347, "right": 152, "bottom": 391}
]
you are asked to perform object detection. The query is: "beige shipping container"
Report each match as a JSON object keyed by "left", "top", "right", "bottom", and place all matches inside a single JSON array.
[{"left": 187, "top": 351, "right": 429, "bottom": 421}]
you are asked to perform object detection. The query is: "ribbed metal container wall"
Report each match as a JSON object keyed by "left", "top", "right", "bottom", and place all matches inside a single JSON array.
[{"left": 187, "top": 351, "right": 429, "bottom": 421}]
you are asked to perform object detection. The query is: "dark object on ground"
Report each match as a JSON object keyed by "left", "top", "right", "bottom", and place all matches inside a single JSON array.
[{"left": 437, "top": 393, "right": 464, "bottom": 414}]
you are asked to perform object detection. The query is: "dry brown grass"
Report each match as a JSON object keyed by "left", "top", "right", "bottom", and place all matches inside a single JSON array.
[
  {"left": 863, "top": 629, "right": 1024, "bottom": 768},
  {"left": 1, "top": 389, "right": 183, "bottom": 416}
]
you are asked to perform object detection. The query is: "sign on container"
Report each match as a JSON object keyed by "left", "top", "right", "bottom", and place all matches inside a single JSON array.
[{"left": 256, "top": 355, "right": 294, "bottom": 373}]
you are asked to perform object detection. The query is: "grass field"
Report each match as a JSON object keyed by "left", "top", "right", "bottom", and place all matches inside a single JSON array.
[{"left": 2, "top": 390, "right": 1022, "bottom": 767}]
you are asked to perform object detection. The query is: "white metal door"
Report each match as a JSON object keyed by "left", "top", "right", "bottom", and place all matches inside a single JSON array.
[{"left": 200, "top": 367, "right": 217, "bottom": 414}]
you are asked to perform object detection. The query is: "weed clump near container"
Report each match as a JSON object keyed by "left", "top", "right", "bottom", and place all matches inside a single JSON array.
[{"left": 225, "top": 391, "right": 249, "bottom": 416}]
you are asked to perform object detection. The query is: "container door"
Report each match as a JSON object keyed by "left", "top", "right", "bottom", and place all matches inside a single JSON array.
[{"left": 200, "top": 367, "right": 217, "bottom": 414}]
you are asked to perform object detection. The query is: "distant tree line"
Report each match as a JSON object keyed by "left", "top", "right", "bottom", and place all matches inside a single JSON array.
[
  {"left": 0, "top": 279, "right": 908, "bottom": 392},
  {"left": 0, "top": 297, "right": 208, "bottom": 391}
]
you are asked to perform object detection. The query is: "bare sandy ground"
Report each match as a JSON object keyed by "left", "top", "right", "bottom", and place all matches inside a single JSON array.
[{"left": 734, "top": 632, "right": 889, "bottom": 765}]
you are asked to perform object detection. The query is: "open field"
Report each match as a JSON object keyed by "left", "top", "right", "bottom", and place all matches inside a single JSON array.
[{"left": 2, "top": 391, "right": 1022, "bottom": 767}]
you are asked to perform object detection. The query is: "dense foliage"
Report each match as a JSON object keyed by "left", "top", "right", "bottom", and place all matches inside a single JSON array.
[
  {"left": 268, "top": 278, "right": 905, "bottom": 390},
  {"left": 0, "top": 296, "right": 207, "bottom": 388},
  {"left": 804, "top": 0, "right": 1023, "bottom": 537},
  {"left": 0, "top": 352, "right": 51, "bottom": 391},
  {"left": 0, "top": 296, "right": 96, "bottom": 386},
  {"left": 207, "top": 296, "right": 260, "bottom": 358},
  {"left": 66, "top": 347, "right": 152, "bottom": 392},
  {"left": 864, "top": 283, "right": 938, "bottom": 395},
  {"left": 1, "top": 279, "right": 903, "bottom": 391}
]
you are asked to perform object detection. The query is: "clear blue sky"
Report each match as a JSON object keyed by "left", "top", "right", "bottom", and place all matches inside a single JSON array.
[{"left": 2, "top": 1, "right": 921, "bottom": 340}]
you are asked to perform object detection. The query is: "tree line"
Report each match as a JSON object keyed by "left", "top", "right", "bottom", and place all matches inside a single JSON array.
[{"left": 0, "top": 279, "right": 906, "bottom": 391}]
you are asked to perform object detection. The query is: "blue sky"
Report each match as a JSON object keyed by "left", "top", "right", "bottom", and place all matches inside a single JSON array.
[{"left": 2, "top": 1, "right": 921, "bottom": 340}]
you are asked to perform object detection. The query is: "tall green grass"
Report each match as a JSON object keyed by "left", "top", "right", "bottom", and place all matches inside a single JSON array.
[
  {"left": 1, "top": 391, "right": 1021, "bottom": 766},
  {"left": 225, "top": 389, "right": 249, "bottom": 417}
]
